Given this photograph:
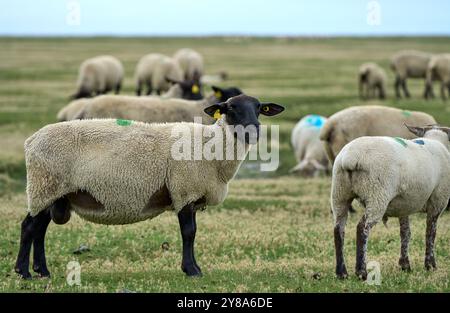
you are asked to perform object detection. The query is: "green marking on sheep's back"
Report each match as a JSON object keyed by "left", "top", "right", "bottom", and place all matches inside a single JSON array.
[
  {"left": 402, "top": 110, "right": 412, "bottom": 117},
  {"left": 393, "top": 137, "right": 407, "bottom": 147},
  {"left": 116, "top": 119, "right": 133, "bottom": 126}
]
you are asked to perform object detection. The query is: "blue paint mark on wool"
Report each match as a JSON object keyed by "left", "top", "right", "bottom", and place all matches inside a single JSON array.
[
  {"left": 413, "top": 139, "right": 425, "bottom": 145},
  {"left": 303, "top": 114, "right": 325, "bottom": 128}
]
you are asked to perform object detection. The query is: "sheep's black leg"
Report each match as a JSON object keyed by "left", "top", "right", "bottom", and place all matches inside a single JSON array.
[
  {"left": 399, "top": 216, "right": 411, "bottom": 271},
  {"left": 15, "top": 214, "right": 34, "bottom": 279},
  {"left": 178, "top": 204, "right": 202, "bottom": 277},
  {"left": 395, "top": 77, "right": 402, "bottom": 99},
  {"left": 32, "top": 210, "right": 51, "bottom": 277},
  {"left": 378, "top": 84, "right": 386, "bottom": 100},
  {"left": 334, "top": 222, "right": 348, "bottom": 279},
  {"left": 115, "top": 83, "right": 121, "bottom": 95},
  {"left": 425, "top": 212, "right": 439, "bottom": 270},
  {"left": 402, "top": 80, "right": 411, "bottom": 98},
  {"left": 355, "top": 214, "right": 375, "bottom": 280},
  {"left": 136, "top": 80, "right": 142, "bottom": 96},
  {"left": 441, "top": 83, "right": 448, "bottom": 101},
  {"left": 145, "top": 82, "right": 153, "bottom": 96},
  {"left": 156, "top": 89, "right": 161, "bottom": 96}
]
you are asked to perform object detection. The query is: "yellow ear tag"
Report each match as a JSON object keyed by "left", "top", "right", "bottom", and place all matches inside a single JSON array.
[
  {"left": 215, "top": 91, "right": 222, "bottom": 99},
  {"left": 262, "top": 105, "right": 270, "bottom": 112},
  {"left": 213, "top": 109, "right": 222, "bottom": 120},
  {"left": 192, "top": 85, "right": 199, "bottom": 94}
]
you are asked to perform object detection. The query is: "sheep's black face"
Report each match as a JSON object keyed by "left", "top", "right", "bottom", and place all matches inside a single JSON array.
[
  {"left": 180, "top": 80, "right": 203, "bottom": 100},
  {"left": 212, "top": 86, "right": 243, "bottom": 102},
  {"left": 204, "top": 94, "right": 285, "bottom": 144}
]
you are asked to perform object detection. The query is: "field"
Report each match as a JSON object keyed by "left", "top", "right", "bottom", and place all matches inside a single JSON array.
[{"left": 1, "top": 37, "right": 450, "bottom": 292}]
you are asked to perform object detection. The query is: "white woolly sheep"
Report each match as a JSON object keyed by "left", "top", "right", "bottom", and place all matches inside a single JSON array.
[
  {"left": 72, "top": 55, "right": 124, "bottom": 99},
  {"left": 425, "top": 54, "right": 450, "bottom": 100},
  {"left": 290, "top": 114, "right": 330, "bottom": 177},
  {"left": 390, "top": 50, "right": 433, "bottom": 98},
  {"left": 358, "top": 63, "right": 387, "bottom": 100},
  {"left": 320, "top": 105, "right": 436, "bottom": 163},
  {"left": 135, "top": 53, "right": 183, "bottom": 96},
  {"left": 15, "top": 94, "right": 284, "bottom": 279},
  {"left": 56, "top": 98, "right": 90, "bottom": 122},
  {"left": 331, "top": 125, "right": 450, "bottom": 279},
  {"left": 173, "top": 48, "right": 204, "bottom": 81}
]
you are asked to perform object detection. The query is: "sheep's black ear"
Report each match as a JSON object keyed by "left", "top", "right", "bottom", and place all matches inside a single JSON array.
[
  {"left": 204, "top": 102, "right": 227, "bottom": 117},
  {"left": 404, "top": 124, "right": 426, "bottom": 138},
  {"left": 211, "top": 86, "right": 223, "bottom": 99},
  {"left": 260, "top": 102, "right": 285, "bottom": 116}
]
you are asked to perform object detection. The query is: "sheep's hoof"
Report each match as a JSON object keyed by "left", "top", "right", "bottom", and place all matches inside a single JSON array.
[
  {"left": 335, "top": 264, "right": 348, "bottom": 279},
  {"left": 15, "top": 268, "right": 32, "bottom": 280},
  {"left": 33, "top": 265, "right": 51, "bottom": 278},
  {"left": 425, "top": 258, "right": 437, "bottom": 271},
  {"left": 399, "top": 258, "right": 411, "bottom": 272},
  {"left": 356, "top": 269, "right": 367, "bottom": 281},
  {"left": 182, "top": 265, "right": 202, "bottom": 277}
]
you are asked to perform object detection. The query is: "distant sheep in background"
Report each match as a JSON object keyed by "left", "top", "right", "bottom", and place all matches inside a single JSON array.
[
  {"left": 390, "top": 50, "right": 433, "bottom": 99},
  {"left": 358, "top": 63, "right": 387, "bottom": 100},
  {"left": 425, "top": 54, "right": 450, "bottom": 100},
  {"left": 72, "top": 55, "right": 124, "bottom": 99},
  {"left": 320, "top": 105, "right": 437, "bottom": 163},
  {"left": 173, "top": 48, "right": 204, "bottom": 81},
  {"left": 135, "top": 53, "right": 183, "bottom": 96},
  {"left": 290, "top": 114, "right": 330, "bottom": 177}
]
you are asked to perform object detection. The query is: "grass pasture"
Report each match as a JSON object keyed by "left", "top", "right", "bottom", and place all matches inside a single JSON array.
[{"left": 1, "top": 37, "right": 450, "bottom": 292}]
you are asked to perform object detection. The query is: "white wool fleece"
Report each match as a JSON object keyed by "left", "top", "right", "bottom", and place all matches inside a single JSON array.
[{"left": 25, "top": 117, "right": 248, "bottom": 225}]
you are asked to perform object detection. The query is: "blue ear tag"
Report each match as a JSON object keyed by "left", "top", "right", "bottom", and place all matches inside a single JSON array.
[{"left": 413, "top": 139, "right": 425, "bottom": 145}]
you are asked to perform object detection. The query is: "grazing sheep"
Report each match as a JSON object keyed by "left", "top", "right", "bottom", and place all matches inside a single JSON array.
[
  {"left": 332, "top": 125, "right": 450, "bottom": 279},
  {"left": 390, "top": 50, "right": 433, "bottom": 99},
  {"left": 425, "top": 54, "right": 450, "bottom": 100},
  {"left": 173, "top": 48, "right": 204, "bottom": 81},
  {"left": 358, "top": 63, "right": 387, "bottom": 100},
  {"left": 58, "top": 86, "right": 243, "bottom": 123},
  {"left": 72, "top": 55, "right": 124, "bottom": 99},
  {"left": 135, "top": 53, "right": 183, "bottom": 96},
  {"left": 15, "top": 95, "right": 284, "bottom": 279},
  {"left": 290, "top": 114, "right": 330, "bottom": 177},
  {"left": 320, "top": 105, "right": 436, "bottom": 163}
]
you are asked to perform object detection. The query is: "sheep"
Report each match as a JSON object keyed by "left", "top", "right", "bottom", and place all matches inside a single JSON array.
[
  {"left": 56, "top": 98, "right": 90, "bottom": 122},
  {"left": 162, "top": 76, "right": 203, "bottom": 100},
  {"left": 425, "top": 54, "right": 450, "bottom": 100},
  {"left": 289, "top": 114, "right": 330, "bottom": 177},
  {"left": 135, "top": 53, "right": 183, "bottom": 96},
  {"left": 390, "top": 50, "right": 433, "bottom": 99},
  {"left": 71, "top": 55, "right": 124, "bottom": 99},
  {"left": 358, "top": 63, "right": 387, "bottom": 100},
  {"left": 331, "top": 125, "right": 450, "bottom": 280},
  {"left": 15, "top": 94, "right": 284, "bottom": 279},
  {"left": 320, "top": 105, "right": 436, "bottom": 164},
  {"left": 58, "top": 86, "right": 243, "bottom": 123},
  {"left": 173, "top": 48, "right": 204, "bottom": 81}
]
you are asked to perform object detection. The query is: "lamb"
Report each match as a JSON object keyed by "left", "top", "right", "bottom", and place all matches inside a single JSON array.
[
  {"left": 173, "top": 48, "right": 204, "bottom": 81},
  {"left": 358, "top": 63, "right": 387, "bottom": 100},
  {"left": 15, "top": 94, "right": 284, "bottom": 279},
  {"left": 425, "top": 54, "right": 450, "bottom": 100},
  {"left": 71, "top": 55, "right": 124, "bottom": 99},
  {"left": 320, "top": 105, "right": 437, "bottom": 163},
  {"left": 331, "top": 125, "right": 450, "bottom": 280},
  {"left": 390, "top": 50, "right": 433, "bottom": 99},
  {"left": 135, "top": 53, "right": 184, "bottom": 96},
  {"left": 290, "top": 114, "right": 330, "bottom": 177}
]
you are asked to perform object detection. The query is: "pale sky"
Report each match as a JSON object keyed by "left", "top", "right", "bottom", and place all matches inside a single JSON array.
[{"left": 1, "top": 0, "right": 449, "bottom": 36}]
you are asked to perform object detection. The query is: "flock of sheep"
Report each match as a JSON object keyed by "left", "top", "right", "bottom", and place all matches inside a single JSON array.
[
  {"left": 13, "top": 46, "right": 450, "bottom": 282},
  {"left": 358, "top": 50, "right": 450, "bottom": 100}
]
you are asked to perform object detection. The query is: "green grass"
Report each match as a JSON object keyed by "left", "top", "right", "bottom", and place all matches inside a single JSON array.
[{"left": 1, "top": 37, "right": 450, "bottom": 292}]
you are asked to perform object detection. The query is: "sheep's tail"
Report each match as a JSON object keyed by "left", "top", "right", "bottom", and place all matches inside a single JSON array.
[{"left": 319, "top": 120, "right": 336, "bottom": 164}]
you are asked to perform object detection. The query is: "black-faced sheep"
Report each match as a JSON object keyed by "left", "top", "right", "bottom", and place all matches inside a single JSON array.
[
  {"left": 15, "top": 95, "right": 284, "bottom": 279},
  {"left": 358, "top": 63, "right": 387, "bottom": 100},
  {"left": 173, "top": 48, "right": 204, "bottom": 81},
  {"left": 425, "top": 54, "right": 450, "bottom": 101}
]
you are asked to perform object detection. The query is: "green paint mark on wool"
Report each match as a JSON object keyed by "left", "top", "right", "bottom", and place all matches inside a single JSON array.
[
  {"left": 402, "top": 110, "right": 412, "bottom": 117},
  {"left": 393, "top": 137, "right": 407, "bottom": 147},
  {"left": 116, "top": 119, "right": 133, "bottom": 126}
]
